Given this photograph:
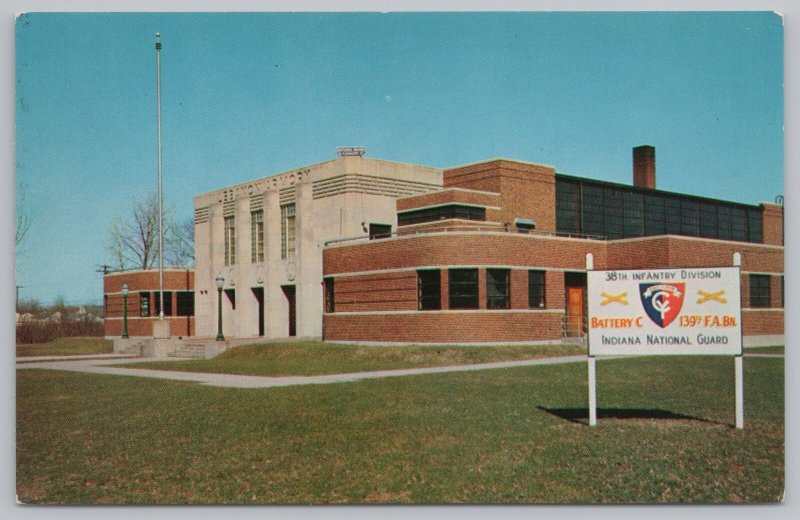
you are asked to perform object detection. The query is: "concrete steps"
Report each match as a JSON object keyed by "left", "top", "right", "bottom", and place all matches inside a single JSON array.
[{"left": 168, "top": 343, "right": 207, "bottom": 359}]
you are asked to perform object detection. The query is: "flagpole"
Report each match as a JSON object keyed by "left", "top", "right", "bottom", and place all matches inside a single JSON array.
[{"left": 156, "top": 32, "right": 164, "bottom": 320}]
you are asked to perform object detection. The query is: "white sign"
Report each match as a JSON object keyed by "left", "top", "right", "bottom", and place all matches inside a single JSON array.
[{"left": 587, "top": 267, "right": 742, "bottom": 356}]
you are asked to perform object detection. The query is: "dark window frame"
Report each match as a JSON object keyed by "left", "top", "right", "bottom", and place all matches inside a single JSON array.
[
  {"left": 398, "top": 205, "right": 486, "bottom": 226},
  {"left": 486, "top": 268, "right": 510, "bottom": 309},
  {"left": 176, "top": 291, "right": 194, "bottom": 317},
  {"left": 528, "top": 270, "right": 546, "bottom": 309},
  {"left": 369, "top": 223, "right": 392, "bottom": 240},
  {"left": 749, "top": 274, "right": 771, "bottom": 308},
  {"left": 153, "top": 291, "right": 173, "bottom": 317},
  {"left": 417, "top": 270, "right": 441, "bottom": 310},
  {"left": 139, "top": 292, "right": 150, "bottom": 317},
  {"left": 324, "top": 278, "right": 335, "bottom": 313},
  {"left": 448, "top": 268, "right": 479, "bottom": 309}
]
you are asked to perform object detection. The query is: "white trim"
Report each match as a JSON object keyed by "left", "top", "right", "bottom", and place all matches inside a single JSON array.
[
  {"left": 396, "top": 202, "right": 502, "bottom": 213},
  {"left": 325, "top": 309, "right": 566, "bottom": 316},
  {"left": 330, "top": 266, "right": 583, "bottom": 278},
  {"left": 607, "top": 234, "right": 784, "bottom": 250},
  {"left": 324, "top": 230, "right": 607, "bottom": 249},
  {"left": 397, "top": 186, "right": 500, "bottom": 200}
]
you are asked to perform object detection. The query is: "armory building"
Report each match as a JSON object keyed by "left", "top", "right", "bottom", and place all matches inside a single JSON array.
[
  {"left": 322, "top": 146, "right": 784, "bottom": 345},
  {"left": 103, "top": 146, "right": 783, "bottom": 347}
]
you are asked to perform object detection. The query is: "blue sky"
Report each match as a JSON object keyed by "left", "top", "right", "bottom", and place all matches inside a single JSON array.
[{"left": 14, "top": 11, "right": 783, "bottom": 306}]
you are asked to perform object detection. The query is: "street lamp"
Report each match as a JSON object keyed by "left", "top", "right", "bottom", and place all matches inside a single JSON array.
[
  {"left": 215, "top": 274, "right": 225, "bottom": 341},
  {"left": 121, "top": 283, "right": 129, "bottom": 339}
]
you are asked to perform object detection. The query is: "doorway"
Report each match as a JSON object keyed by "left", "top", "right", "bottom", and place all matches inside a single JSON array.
[
  {"left": 251, "top": 287, "right": 264, "bottom": 337},
  {"left": 564, "top": 272, "right": 587, "bottom": 337},
  {"left": 281, "top": 285, "right": 296, "bottom": 337}
]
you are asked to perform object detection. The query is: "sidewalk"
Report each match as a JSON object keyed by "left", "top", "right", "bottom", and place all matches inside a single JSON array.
[
  {"left": 16, "top": 352, "right": 783, "bottom": 389},
  {"left": 16, "top": 354, "right": 590, "bottom": 389}
]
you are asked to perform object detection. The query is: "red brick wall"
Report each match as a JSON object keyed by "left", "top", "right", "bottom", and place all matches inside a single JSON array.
[
  {"left": 761, "top": 203, "right": 784, "bottom": 246},
  {"left": 741, "top": 310, "right": 784, "bottom": 336},
  {"left": 103, "top": 269, "right": 194, "bottom": 337},
  {"left": 323, "top": 231, "right": 783, "bottom": 343},
  {"left": 104, "top": 317, "right": 194, "bottom": 337},
  {"left": 397, "top": 188, "right": 500, "bottom": 212},
  {"left": 324, "top": 312, "right": 563, "bottom": 343},
  {"left": 324, "top": 234, "right": 607, "bottom": 275},
  {"left": 444, "top": 160, "right": 557, "bottom": 232},
  {"left": 334, "top": 272, "right": 417, "bottom": 312}
]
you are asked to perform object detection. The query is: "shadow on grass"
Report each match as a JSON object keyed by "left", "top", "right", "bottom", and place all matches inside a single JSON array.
[{"left": 538, "top": 407, "right": 731, "bottom": 427}]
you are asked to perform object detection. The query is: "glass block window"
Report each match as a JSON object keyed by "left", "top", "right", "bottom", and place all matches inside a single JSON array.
[
  {"left": 251, "top": 210, "right": 264, "bottom": 263},
  {"left": 281, "top": 204, "right": 296, "bottom": 259},
  {"left": 224, "top": 216, "right": 236, "bottom": 266}
]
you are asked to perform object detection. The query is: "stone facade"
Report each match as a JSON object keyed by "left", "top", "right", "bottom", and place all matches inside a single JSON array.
[{"left": 193, "top": 155, "right": 442, "bottom": 340}]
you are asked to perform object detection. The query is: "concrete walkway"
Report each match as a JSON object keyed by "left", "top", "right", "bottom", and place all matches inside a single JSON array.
[
  {"left": 16, "top": 355, "right": 590, "bottom": 389},
  {"left": 16, "top": 352, "right": 783, "bottom": 389},
  {"left": 16, "top": 353, "right": 139, "bottom": 363}
]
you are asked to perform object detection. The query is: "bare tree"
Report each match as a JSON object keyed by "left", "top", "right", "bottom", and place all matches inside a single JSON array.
[
  {"left": 106, "top": 191, "right": 194, "bottom": 270},
  {"left": 16, "top": 181, "right": 32, "bottom": 247}
]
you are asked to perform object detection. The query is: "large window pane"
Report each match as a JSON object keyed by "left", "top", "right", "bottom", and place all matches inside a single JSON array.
[
  {"left": 528, "top": 270, "right": 546, "bottom": 308},
  {"left": 486, "top": 269, "right": 510, "bottom": 309},
  {"left": 418, "top": 270, "right": 441, "bottom": 310},
  {"left": 448, "top": 268, "right": 478, "bottom": 309},
  {"left": 749, "top": 274, "right": 771, "bottom": 308}
]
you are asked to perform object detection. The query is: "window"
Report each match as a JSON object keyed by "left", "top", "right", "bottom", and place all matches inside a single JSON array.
[
  {"left": 177, "top": 291, "right": 194, "bottom": 317},
  {"left": 486, "top": 269, "right": 510, "bottom": 309},
  {"left": 251, "top": 210, "right": 264, "bottom": 263},
  {"left": 555, "top": 179, "right": 580, "bottom": 235},
  {"left": 281, "top": 204, "right": 296, "bottom": 259},
  {"left": 324, "top": 278, "right": 335, "bottom": 313},
  {"left": 154, "top": 291, "right": 173, "bottom": 316},
  {"left": 749, "top": 275, "right": 771, "bottom": 308},
  {"left": 225, "top": 289, "right": 236, "bottom": 310},
  {"left": 417, "top": 270, "right": 441, "bottom": 310},
  {"left": 448, "top": 268, "right": 478, "bottom": 309},
  {"left": 369, "top": 223, "right": 392, "bottom": 240},
  {"left": 398, "top": 205, "right": 486, "bottom": 226},
  {"left": 528, "top": 270, "right": 546, "bottom": 308},
  {"left": 139, "top": 292, "right": 150, "bottom": 317},
  {"left": 224, "top": 216, "right": 236, "bottom": 266}
]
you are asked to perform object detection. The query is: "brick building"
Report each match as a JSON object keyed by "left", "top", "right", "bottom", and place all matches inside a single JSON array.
[
  {"left": 103, "top": 269, "right": 195, "bottom": 338},
  {"left": 322, "top": 146, "right": 784, "bottom": 345}
]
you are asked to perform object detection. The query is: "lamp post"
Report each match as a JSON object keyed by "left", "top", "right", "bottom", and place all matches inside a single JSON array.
[
  {"left": 215, "top": 275, "right": 225, "bottom": 341},
  {"left": 121, "top": 283, "right": 129, "bottom": 339}
]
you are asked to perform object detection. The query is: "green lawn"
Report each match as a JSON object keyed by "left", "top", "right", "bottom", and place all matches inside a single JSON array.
[
  {"left": 744, "top": 345, "right": 784, "bottom": 355},
  {"left": 125, "top": 341, "right": 587, "bottom": 376},
  {"left": 16, "top": 337, "right": 113, "bottom": 357},
  {"left": 17, "top": 355, "right": 783, "bottom": 504}
]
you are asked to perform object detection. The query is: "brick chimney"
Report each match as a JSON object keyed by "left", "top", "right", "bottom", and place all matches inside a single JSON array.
[{"left": 633, "top": 145, "right": 656, "bottom": 189}]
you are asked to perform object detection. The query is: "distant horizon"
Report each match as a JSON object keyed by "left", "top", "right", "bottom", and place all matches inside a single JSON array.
[{"left": 15, "top": 11, "right": 783, "bottom": 305}]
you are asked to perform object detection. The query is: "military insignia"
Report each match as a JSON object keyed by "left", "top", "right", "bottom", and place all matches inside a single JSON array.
[{"left": 640, "top": 283, "right": 685, "bottom": 328}]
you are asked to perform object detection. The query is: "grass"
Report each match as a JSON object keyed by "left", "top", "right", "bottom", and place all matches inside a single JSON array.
[
  {"left": 124, "top": 340, "right": 587, "bottom": 376},
  {"left": 16, "top": 337, "right": 113, "bottom": 358},
  {"left": 17, "top": 355, "right": 783, "bottom": 504},
  {"left": 744, "top": 345, "right": 784, "bottom": 355}
]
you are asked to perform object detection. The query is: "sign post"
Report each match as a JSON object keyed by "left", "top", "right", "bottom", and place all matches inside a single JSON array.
[{"left": 586, "top": 254, "right": 743, "bottom": 428}]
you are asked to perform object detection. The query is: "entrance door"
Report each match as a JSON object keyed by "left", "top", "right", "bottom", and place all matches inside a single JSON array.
[
  {"left": 251, "top": 287, "right": 264, "bottom": 337},
  {"left": 566, "top": 287, "right": 585, "bottom": 337},
  {"left": 281, "top": 285, "right": 296, "bottom": 337}
]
